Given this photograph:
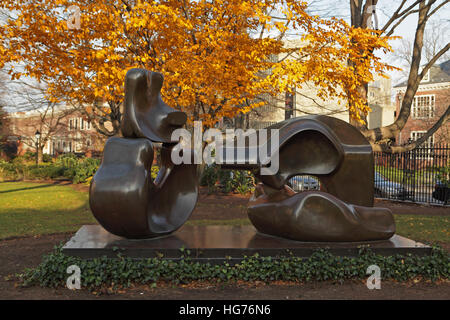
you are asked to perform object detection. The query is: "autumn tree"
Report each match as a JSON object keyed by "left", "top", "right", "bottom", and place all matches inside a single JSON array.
[
  {"left": 348, "top": 0, "right": 450, "bottom": 152},
  {"left": 0, "top": 0, "right": 394, "bottom": 136}
]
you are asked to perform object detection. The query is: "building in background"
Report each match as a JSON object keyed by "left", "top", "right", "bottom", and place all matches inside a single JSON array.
[
  {"left": 367, "top": 74, "right": 396, "bottom": 129},
  {"left": 242, "top": 40, "right": 348, "bottom": 129},
  {"left": 6, "top": 108, "right": 106, "bottom": 157},
  {"left": 239, "top": 39, "right": 396, "bottom": 130},
  {"left": 394, "top": 60, "right": 450, "bottom": 146}
]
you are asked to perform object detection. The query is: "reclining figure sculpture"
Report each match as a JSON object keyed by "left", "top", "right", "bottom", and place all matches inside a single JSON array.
[{"left": 89, "top": 68, "right": 395, "bottom": 241}]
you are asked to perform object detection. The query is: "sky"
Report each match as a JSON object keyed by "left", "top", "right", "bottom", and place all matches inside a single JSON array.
[
  {"left": 306, "top": 0, "right": 450, "bottom": 85},
  {"left": 376, "top": 1, "right": 449, "bottom": 84}
]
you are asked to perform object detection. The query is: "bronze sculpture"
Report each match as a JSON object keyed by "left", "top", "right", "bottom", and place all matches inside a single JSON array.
[
  {"left": 89, "top": 68, "right": 395, "bottom": 241},
  {"left": 121, "top": 68, "right": 187, "bottom": 143},
  {"left": 89, "top": 69, "right": 198, "bottom": 238},
  {"left": 222, "top": 115, "right": 395, "bottom": 241}
]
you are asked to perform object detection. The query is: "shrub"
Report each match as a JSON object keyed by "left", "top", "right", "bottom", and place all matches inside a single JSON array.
[
  {"left": 436, "top": 161, "right": 449, "bottom": 187},
  {"left": 58, "top": 156, "right": 100, "bottom": 184},
  {"left": 18, "top": 151, "right": 53, "bottom": 163},
  {"left": 0, "top": 153, "right": 100, "bottom": 183},
  {"left": 200, "top": 164, "right": 255, "bottom": 194}
]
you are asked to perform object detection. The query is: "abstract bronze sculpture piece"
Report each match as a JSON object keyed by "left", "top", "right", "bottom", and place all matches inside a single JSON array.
[
  {"left": 89, "top": 69, "right": 198, "bottom": 238},
  {"left": 89, "top": 68, "right": 395, "bottom": 241},
  {"left": 222, "top": 115, "right": 395, "bottom": 242},
  {"left": 121, "top": 68, "right": 187, "bottom": 143}
]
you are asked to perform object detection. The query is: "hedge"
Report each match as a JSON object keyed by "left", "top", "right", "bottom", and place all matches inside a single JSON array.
[{"left": 0, "top": 153, "right": 100, "bottom": 184}]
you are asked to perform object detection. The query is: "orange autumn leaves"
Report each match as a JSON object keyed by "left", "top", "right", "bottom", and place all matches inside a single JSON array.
[{"left": 0, "top": 0, "right": 396, "bottom": 126}]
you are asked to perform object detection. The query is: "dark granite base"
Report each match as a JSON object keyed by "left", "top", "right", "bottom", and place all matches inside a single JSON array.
[{"left": 63, "top": 225, "right": 431, "bottom": 263}]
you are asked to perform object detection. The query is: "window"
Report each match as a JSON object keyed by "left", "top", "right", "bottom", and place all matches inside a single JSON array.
[
  {"left": 77, "top": 118, "right": 91, "bottom": 130},
  {"left": 69, "top": 118, "right": 80, "bottom": 130},
  {"left": 411, "top": 131, "right": 435, "bottom": 159},
  {"left": 69, "top": 117, "right": 91, "bottom": 131},
  {"left": 74, "top": 140, "right": 81, "bottom": 153},
  {"left": 411, "top": 131, "right": 433, "bottom": 146},
  {"left": 412, "top": 95, "right": 435, "bottom": 119}
]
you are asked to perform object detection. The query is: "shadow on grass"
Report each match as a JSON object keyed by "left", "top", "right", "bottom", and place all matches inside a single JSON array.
[{"left": 0, "top": 183, "right": 58, "bottom": 194}]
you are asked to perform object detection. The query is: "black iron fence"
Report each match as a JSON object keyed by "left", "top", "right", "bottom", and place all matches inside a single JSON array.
[
  {"left": 374, "top": 144, "right": 449, "bottom": 206},
  {"left": 287, "top": 144, "right": 449, "bottom": 206}
]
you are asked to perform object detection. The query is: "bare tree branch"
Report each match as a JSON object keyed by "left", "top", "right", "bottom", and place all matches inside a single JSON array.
[
  {"left": 418, "top": 42, "right": 450, "bottom": 80},
  {"left": 371, "top": 105, "right": 450, "bottom": 152},
  {"left": 380, "top": 0, "right": 421, "bottom": 35}
]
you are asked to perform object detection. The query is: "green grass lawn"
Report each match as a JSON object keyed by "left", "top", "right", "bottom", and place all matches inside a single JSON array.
[
  {"left": 0, "top": 181, "right": 448, "bottom": 243},
  {"left": 394, "top": 214, "right": 449, "bottom": 243},
  {"left": 0, "top": 182, "right": 95, "bottom": 239},
  {"left": 375, "top": 165, "right": 439, "bottom": 185}
]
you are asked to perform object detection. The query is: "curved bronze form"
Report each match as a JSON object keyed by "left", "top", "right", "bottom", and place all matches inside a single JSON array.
[
  {"left": 244, "top": 116, "right": 395, "bottom": 241},
  {"left": 255, "top": 115, "right": 374, "bottom": 206},
  {"left": 248, "top": 184, "right": 395, "bottom": 242},
  {"left": 89, "top": 138, "right": 198, "bottom": 239},
  {"left": 90, "top": 69, "right": 198, "bottom": 239},
  {"left": 121, "top": 68, "right": 187, "bottom": 143}
]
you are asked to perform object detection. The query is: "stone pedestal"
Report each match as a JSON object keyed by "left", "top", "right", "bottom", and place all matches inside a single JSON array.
[{"left": 62, "top": 225, "right": 431, "bottom": 263}]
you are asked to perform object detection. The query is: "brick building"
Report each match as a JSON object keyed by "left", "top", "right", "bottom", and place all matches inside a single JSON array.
[
  {"left": 5, "top": 107, "right": 107, "bottom": 157},
  {"left": 394, "top": 60, "right": 450, "bottom": 146}
]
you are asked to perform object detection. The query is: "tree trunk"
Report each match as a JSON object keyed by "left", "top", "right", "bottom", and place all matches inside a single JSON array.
[
  {"left": 348, "top": 0, "right": 450, "bottom": 152},
  {"left": 349, "top": 0, "right": 374, "bottom": 130},
  {"left": 39, "top": 146, "right": 44, "bottom": 164},
  {"left": 349, "top": 82, "right": 369, "bottom": 130},
  {"left": 361, "top": 1, "right": 431, "bottom": 144}
]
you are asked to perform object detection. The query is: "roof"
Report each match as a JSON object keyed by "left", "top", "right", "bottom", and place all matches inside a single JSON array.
[{"left": 393, "top": 59, "right": 450, "bottom": 88}]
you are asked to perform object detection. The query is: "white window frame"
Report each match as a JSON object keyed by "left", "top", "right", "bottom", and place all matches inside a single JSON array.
[
  {"left": 411, "top": 94, "right": 435, "bottom": 119},
  {"left": 410, "top": 130, "right": 434, "bottom": 159},
  {"left": 78, "top": 117, "right": 91, "bottom": 130},
  {"left": 74, "top": 140, "right": 82, "bottom": 153}
]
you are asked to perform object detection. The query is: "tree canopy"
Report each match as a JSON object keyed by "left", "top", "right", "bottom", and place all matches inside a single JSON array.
[{"left": 0, "top": 0, "right": 395, "bottom": 134}]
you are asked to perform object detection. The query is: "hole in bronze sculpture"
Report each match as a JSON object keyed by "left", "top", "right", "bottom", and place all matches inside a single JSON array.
[{"left": 89, "top": 68, "right": 395, "bottom": 242}]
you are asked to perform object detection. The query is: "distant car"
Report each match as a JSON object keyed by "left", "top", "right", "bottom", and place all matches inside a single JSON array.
[
  {"left": 288, "top": 175, "right": 320, "bottom": 192},
  {"left": 432, "top": 179, "right": 450, "bottom": 204},
  {"left": 374, "top": 172, "right": 412, "bottom": 200}
]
